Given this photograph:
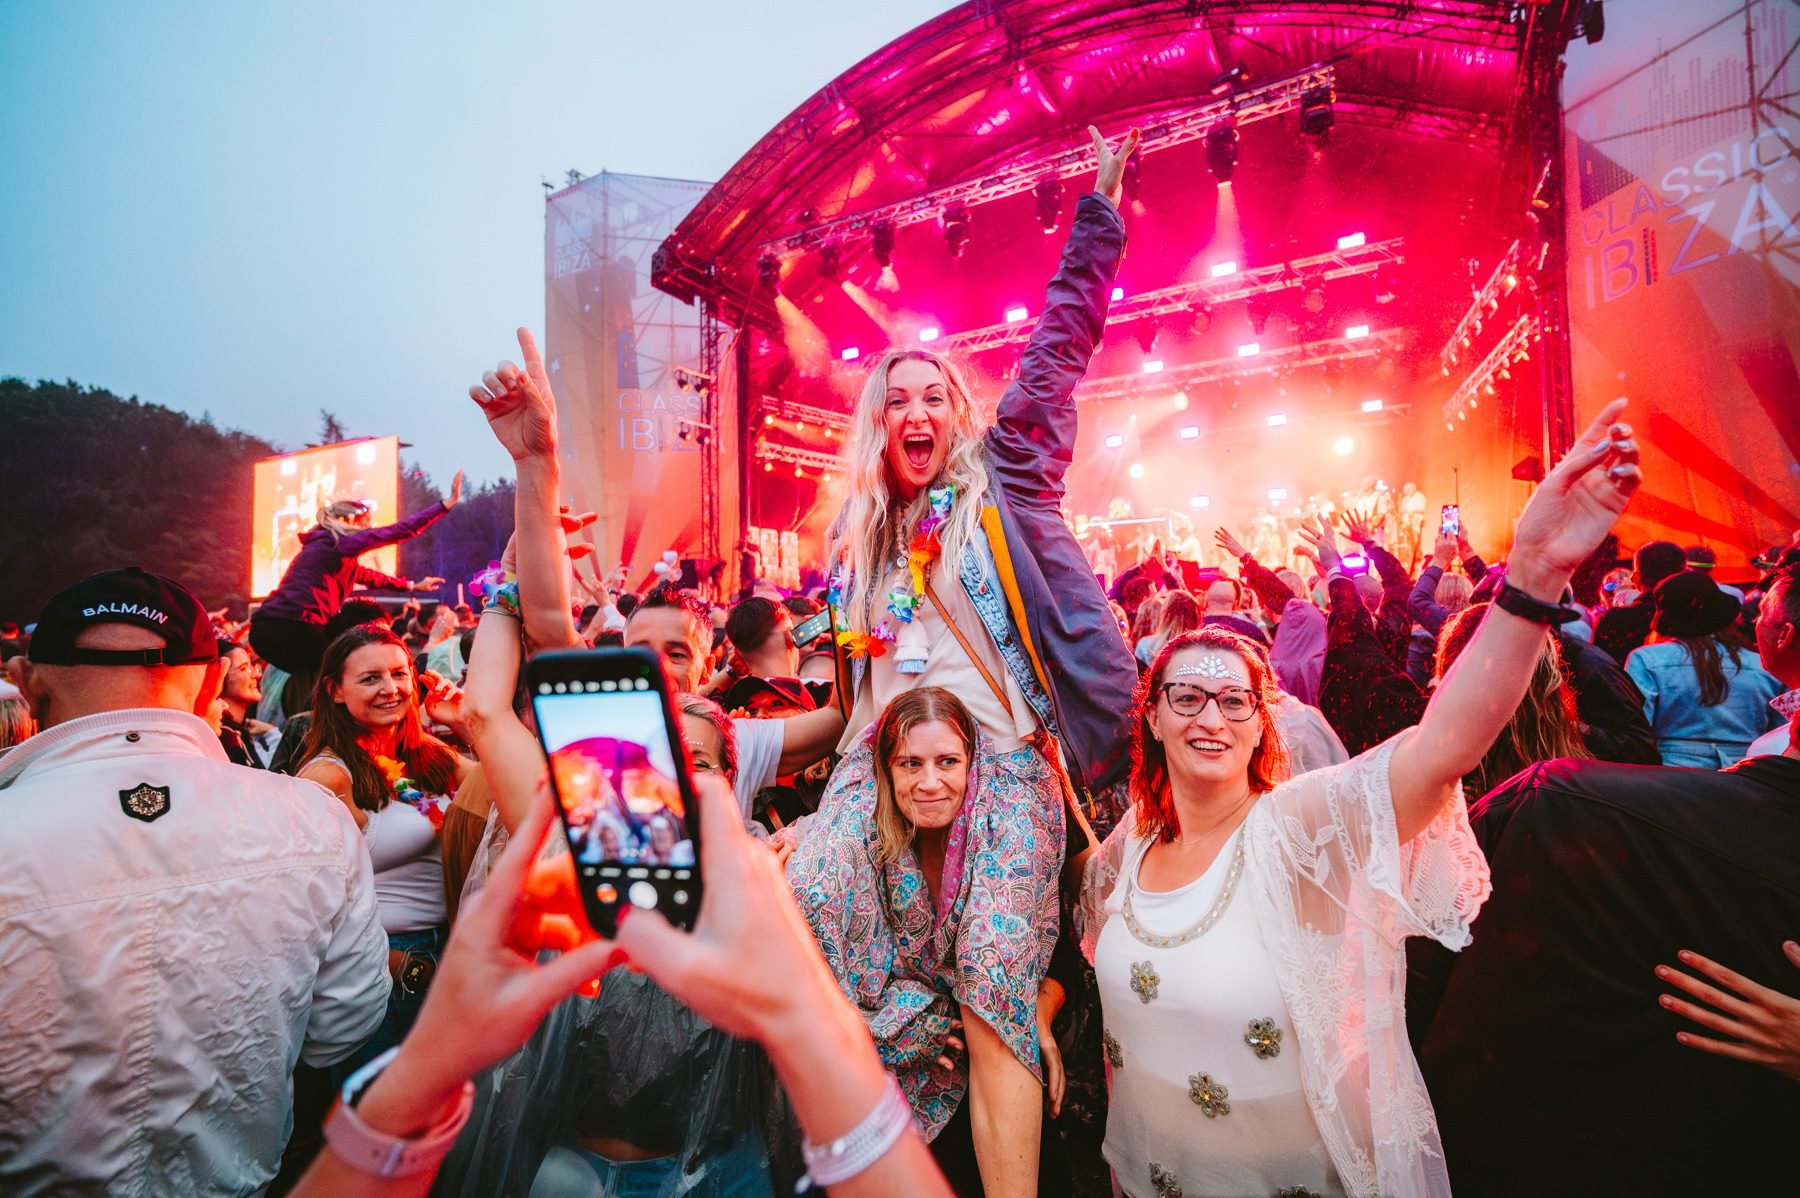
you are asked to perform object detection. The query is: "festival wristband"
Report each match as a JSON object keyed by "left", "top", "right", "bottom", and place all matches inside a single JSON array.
[
  {"left": 323, "top": 1047, "right": 475, "bottom": 1178},
  {"left": 1492, "top": 581, "right": 1580, "bottom": 626},
  {"left": 482, "top": 580, "right": 521, "bottom": 617},
  {"left": 799, "top": 1076, "right": 912, "bottom": 1189}
]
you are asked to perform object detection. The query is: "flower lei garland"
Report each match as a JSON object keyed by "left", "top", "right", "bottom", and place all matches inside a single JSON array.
[
  {"left": 830, "top": 485, "right": 954, "bottom": 674},
  {"left": 373, "top": 754, "right": 449, "bottom": 832}
]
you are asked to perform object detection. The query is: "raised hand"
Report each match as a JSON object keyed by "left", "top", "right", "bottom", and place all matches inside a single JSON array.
[
  {"left": 1294, "top": 517, "right": 1344, "bottom": 576},
  {"left": 1214, "top": 526, "right": 1248, "bottom": 560},
  {"left": 412, "top": 575, "right": 446, "bottom": 592},
  {"left": 1089, "top": 125, "right": 1142, "bottom": 210},
  {"left": 1339, "top": 508, "right": 1378, "bottom": 547},
  {"left": 446, "top": 470, "right": 466, "bottom": 509},
  {"left": 470, "top": 327, "right": 560, "bottom": 461},
  {"left": 1432, "top": 531, "right": 1458, "bottom": 565},
  {"left": 1510, "top": 398, "right": 1640, "bottom": 598},
  {"left": 1659, "top": 941, "right": 1800, "bottom": 1083}
]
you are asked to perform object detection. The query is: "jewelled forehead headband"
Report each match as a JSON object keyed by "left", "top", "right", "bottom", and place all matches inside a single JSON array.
[{"left": 1172, "top": 658, "right": 1251, "bottom": 685}]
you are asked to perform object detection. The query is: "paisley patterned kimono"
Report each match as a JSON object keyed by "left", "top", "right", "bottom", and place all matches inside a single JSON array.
[{"left": 786, "top": 726, "right": 1064, "bottom": 1138}]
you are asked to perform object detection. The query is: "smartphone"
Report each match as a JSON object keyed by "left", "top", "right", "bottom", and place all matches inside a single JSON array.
[
  {"left": 1440, "top": 504, "right": 1461, "bottom": 539},
  {"left": 791, "top": 607, "right": 834, "bottom": 650},
  {"left": 526, "top": 647, "right": 702, "bottom": 938}
]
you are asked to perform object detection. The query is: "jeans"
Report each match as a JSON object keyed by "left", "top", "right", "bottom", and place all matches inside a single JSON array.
[
  {"left": 336, "top": 924, "right": 445, "bottom": 1079},
  {"left": 527, "top": 1132, "right": 774, "bottom": 1198}
]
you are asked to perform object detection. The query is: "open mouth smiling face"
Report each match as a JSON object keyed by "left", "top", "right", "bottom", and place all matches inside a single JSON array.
[{"left": 882, "top": 356, "right": 954, "bottom": 501}]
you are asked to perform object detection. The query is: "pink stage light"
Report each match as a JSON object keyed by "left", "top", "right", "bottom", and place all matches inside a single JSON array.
[
  {"left": 1268, "top": 488, "right": 1288, "bottom": 502},
  {"left": 841, "top": 347, "right": 861, "bottom": 361},
  {"left": 1128, "top": 462, "right": 1146, "bottom": 479},
  {"left": 1104, "top": 433, "right": 1125, "bottom": 448},
  {"left": 1267, "top": 413, "right": 1287, "bottom": 427},
  {"left": 1337, "top": 232, "right": 1367, "bottom": 250},
  {"left": 1334, "top": 436, "right": 1355, "bottom": 455},
  {"left": 1345, "top": 324, "right": 1370, "bottom": 339},
  {"left": 918, "top": 327, "right": 940, "bottom": 342},
  {"left": 1211, "top": 261, "right": 1238, "bottom": 278},
  {"left": 1172, "top": 391, "right": 1189, "bottom": 411},
  {"left": 1143, "top": 359, "right": 1164, "bottom": 374},
  {"left": 1362, "top": 398, "right": 1384, "bottom": 412},
  {"left": 1005, "top": 305, "right": 1029, "bottom": 323},
  {"left": 1190, "top": 495, "right": 1210, "bottom": 509},
  {"left": 1239, "top": 342, "right": 1261, "bottom": 357},
  {"left": 1111, "top": 286, "right": 1125, "bottom": 301},
  {"left": 1179, "top": 425, "right": 1200, "bottom": 439}
]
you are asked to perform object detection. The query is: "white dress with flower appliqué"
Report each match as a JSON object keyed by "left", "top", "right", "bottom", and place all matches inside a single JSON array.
[{"left": 1080, "top": 734, "right": 1491, "bottom": 1198}]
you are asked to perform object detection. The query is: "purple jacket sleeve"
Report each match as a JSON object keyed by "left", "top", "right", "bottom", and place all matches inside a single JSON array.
[
  {"left": 1238, "top": 555, "right": 1298, "bottom": 615},
  {"left": 335, "top": 502, "right": 449, "bottom": 557},
  {"left": 1410, "top": 564, "right": 1453, "bottom": 636},
  {"left": 352, "top": 562, "right": 409, "bottom": 591},
  {"left": 985, "top": 193, "right": 1125, "bottom": 509}
]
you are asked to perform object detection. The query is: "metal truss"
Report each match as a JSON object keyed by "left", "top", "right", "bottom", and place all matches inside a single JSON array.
[
  {"left": 754, "top": 442, "right": 845, "bottom": 474},
  {"left": 758, "top": 395, "right": 853, "bottom": 434},
  {"left": 937, "top": 237, "right": 1404, "bottom": 356},
  {"left": 757, "top": 63, "right": 1337, "bottom": 260},
  {"left": 1442, "top": 313, "right": 1536, "bottom": 427},
  {"left": 1075, "top": 326, "right": 1409, "bottom": 405},
  {"left": 697, "top": 298, "right": 723, "bottom": 562},
  {"left": 1439, "top": 238, "right": 1524, "bottom": 372}
]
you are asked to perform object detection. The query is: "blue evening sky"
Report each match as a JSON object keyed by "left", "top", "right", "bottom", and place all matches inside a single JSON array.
[{"left": 0, "top": 1, "right": 951, "bottom": 488}]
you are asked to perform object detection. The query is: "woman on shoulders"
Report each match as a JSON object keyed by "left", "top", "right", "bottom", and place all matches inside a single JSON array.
[{"left": 1079, "top": 401, "right": 1642, "bottom": 1196}]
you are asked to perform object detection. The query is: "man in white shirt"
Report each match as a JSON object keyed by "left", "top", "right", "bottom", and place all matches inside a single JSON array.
[
  {"left": 0, "top": 568, "right": 390, "bottom": 1196},
  {"left": 1747, "top": 557, "right": 1799, "bottom": 758}
]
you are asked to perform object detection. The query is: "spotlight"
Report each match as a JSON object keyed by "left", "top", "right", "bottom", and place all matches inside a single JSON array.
[
  {"left": 1209, "top": 62, "right": 1250, "bottom": 95},
  {"left": 1191, "top": 303, "right": 1213, "bottom": 333},
  {"left": 1345, "top": 324, "right": 1370, "bottom": 339},
  {"left": 942, "top": 203, "right": 971, "bottom": 258},
  {"left": 918, "top": 326, "right": 940, "bottom": 342},
  {"left": 1299, "top": 84, "right": 1335, "bottom": 141},
  {"left": 1334, "top": 435, "right": 1355, "bottom": 455},
  {"left": 1135, "top": 321, "right": 1159, "bottom": 354},
  {"left": 1112, "top": 286, "right": 1125, "bottom": 301},
  {"left": 1268, "top": 488, "right": 1288, "bottom": 502},
  {"left": 1211, "top": 261, "right": 1238, "bottom": 278},
  {"left": 1337, "top": 232, "right": 1366, "bottom": 250},
  {"left": 1239, "top": 342, "right": 1261, "bottom": 357},
  {"left": 1128, "top": 462, "right": 1146, "bottom": 479},
  {"left": 1373, "top": 265, "right": 1398, "bottom": 305},
  {"left": 1005, "top": 305, "right": 1030, "bottom": 323},
  {"left": 818, "top": 243, "right": 841, "bottom": 281},
  {"left": 1361, "top": 398, "right": 1384, "bottom": 412},
  {"left": 841, "top": 347, "right": 861, "bottom": 362},
  {"left": 1205, "top": 121, "right": 1239, "bottom": 185},
  {"left": 1104, "top": 434, "right": 1125, "bottom": 449},
  {"left": 1301, "top": 275, "right": 1326, "bottom": 313},
  {"left": 871, "top": 220, "right": 895, "bottom": 269},
  {"left": 1122, "top": 152, "right": 1142, "bottom": 204},
  {"left": 674, "top": 369, "right": 691, "bottom": 392},
  {"left": 1190, "top": 495, "right": 1210, "bottom": 509},
  {"left": 757, "top": 253, "right": 780, "bottom": 291},
  {"left": 1580, "top": 0, "right": 1605, "bottom": 44},
  {"left": 764, "top": 461, "right": 774, "bottom": 472},
  {"left": 1172, "top": 391, "right": 1189, "bottom": 411},
  {"left": 1034, "top": 178, "right": 1062, "bottom": 234},
  {"left": 1267, "top": 413, "right": 1287, "bottom": 427},
  {"left": 1180, "top": 425, "right": 1200, "bottom": 439},
  {"left": 1246, "top": 294, "right": 1271, "bottom": 335},
  {"left": 1143, "top": 360, "right": 1165, "bottom": 374}
]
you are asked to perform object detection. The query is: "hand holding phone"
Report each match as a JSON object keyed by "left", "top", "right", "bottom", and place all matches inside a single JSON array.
[
  {"left": 1440, "top": 503, "right": 1461, "bottom": 539},
  {"left": 527, "top": 647, "right": 703, "bottom": 938}
]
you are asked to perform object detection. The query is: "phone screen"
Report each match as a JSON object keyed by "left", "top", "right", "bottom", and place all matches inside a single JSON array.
[
  {"left": 529, "top": 649, "right": 701, "bottom": 936},
  {"left": 1440, "top": 504, "right": 1461, "bottom": 538}
]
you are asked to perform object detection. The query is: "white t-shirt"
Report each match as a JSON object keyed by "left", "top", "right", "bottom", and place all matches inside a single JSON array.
[
  {"left": 731, "top": 715, "right": 783, "bottom": 816},
  {"left": 1095, "top": 828, "right": 1343, "bottom": 1198}
]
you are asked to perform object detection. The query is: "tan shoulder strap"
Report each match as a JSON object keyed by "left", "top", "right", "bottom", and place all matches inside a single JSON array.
[{"left": 921, "top": 577, "right": 1014, "bottom": 720}]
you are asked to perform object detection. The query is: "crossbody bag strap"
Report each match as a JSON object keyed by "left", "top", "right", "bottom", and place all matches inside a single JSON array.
[{"left": 921, "top": 577, "right": 1014, "bottom": 720}]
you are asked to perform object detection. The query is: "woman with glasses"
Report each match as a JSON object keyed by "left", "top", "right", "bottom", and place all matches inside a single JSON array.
[{"left": 1078, "top": 401, "right": 1644, "bottom": 1197}]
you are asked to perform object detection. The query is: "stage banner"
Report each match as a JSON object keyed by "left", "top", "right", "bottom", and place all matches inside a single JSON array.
[
  {"left": 545, "top": 173, "right": 733, "bottom": 590},
  {"left": 1564, "top": 0, "right": 1800, "bottom": 564}
]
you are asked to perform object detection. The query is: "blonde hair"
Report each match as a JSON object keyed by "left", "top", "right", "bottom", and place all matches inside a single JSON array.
[
  {"left": 1436, "top": 604, "right": 1589, "bottom": 797},
  {"left": 1435, "top": 572, "right": 1474, "bottom": 614},
  {"left": 826, "top": 349, "right": 991, "bottom": 636},
  {"left": 871, "top": 686, "right": 978, "bottom": 865},
  {"left": 314, "top": 499, "right": 371, "bottom": 542}
]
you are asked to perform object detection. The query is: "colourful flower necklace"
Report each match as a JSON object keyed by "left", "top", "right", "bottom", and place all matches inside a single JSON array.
[
  {"left": 830, "top": 485, "right": 954, "bottom": 673},
  {"left": 373, "top": 754, "right": 449, "bottom": 832}
]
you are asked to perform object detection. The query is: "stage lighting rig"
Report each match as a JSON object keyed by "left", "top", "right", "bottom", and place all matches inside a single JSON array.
[
  {"left": 1246, "top": 293, "right": 1272, "bottom": 336},
  {"left": 818, "top": 243, "right": 842, "bottom": 281},
  {"left": 1034, "top": 178, "right": 1063, "bottom": 234},
  {"left": 1301, "top": 274, "right": 1326, "bottom": 313},
  {"left": 1122, "top": 152, "right": 1142, "bottom": 204},
  {"left": 1135, "top": 319, "right": 1159, "bottom": 355},
  {"left": 1205, "top": 121, "right": 1239, "bottom": 184},
  {"left": 942, "top": 202, "right": 971, "bottom": 258},
  {"left": 1372, "top": 265, "right": 1398, "bottom": 305},
  {"left": 1190, "top": 303, "right": 1214, "bottom": 334},
  {"left": 871, "top": 220, "right": 896, "bottom": 269},
  {"left": 757, "top": 253, "right": 781, "bottom": 292},
  {"left": 1209, "top": 62, "right": 1250, "bottom": 96},
  {"left": 1299, "top": 85, "right": 1335, "bottom": 141}
]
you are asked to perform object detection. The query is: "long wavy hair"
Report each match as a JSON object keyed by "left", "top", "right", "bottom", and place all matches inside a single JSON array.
[
  {"left": 826, "top": 349, "right": 992, "bottom": 636},
  {"left": 303, "top": 623, "right": 459, "bottom": 812},
  {"left": 1437, "top": 603, "right": 1590, "bottom": 798},
  {"left": 870, "top": 686, "right": 979, "bottom": 866},
  {"left": 314, "top": 499, "right": 372, "bottom": 543},
  {"left": 1130, "top": 628, "right": 1292, "bottom": 845}
]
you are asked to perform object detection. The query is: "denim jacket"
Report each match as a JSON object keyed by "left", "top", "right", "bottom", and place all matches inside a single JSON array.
[{"left": 1624, "top": 640, "right": 1786, "bottom": 767}]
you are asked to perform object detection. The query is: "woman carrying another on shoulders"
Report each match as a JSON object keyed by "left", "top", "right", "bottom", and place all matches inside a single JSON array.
[
  {"left": 297, "top": 623, "right": 474, "bottom": 1068},
  {"left": 1080, "top": 401, "right": 1642, "bottom": 1197}
]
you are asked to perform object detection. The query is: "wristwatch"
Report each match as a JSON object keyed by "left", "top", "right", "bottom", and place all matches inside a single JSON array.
[{"left": 323, "top": 1047, "right": 475, "bottom": 1177}]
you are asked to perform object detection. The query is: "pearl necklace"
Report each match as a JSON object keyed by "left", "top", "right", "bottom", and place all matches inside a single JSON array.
[{"left": 1120, "top": 833, "right": 1245, "bottom": 949}]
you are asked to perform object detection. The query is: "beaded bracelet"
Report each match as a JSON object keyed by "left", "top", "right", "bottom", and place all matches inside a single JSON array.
[{"left": 798, "top": 1076, "right": 912, "bottom": 1190}]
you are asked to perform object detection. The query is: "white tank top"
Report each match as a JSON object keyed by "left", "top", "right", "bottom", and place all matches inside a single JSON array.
[
  {"left": 310, "top": 752, "right": 445, "bottom": 934},
  {"left": 1094, "top": 828, "right": 1344, "bottom": 1198}
]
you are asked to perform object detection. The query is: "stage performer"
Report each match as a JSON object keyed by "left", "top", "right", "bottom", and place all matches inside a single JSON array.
[
  {"left": 1078, "top": 399, "right": 1642, "bottom": 1198},
  {"left": 250, "top": 478, "right": 462, "bottom": 710},
  {"left": 785, "top": 126, "right": 1142, "bottom": 1198}
]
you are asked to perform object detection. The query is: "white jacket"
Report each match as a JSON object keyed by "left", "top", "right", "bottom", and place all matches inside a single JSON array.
[{"left": 0, "top": 708, "right": 390, "bottom": 1196}]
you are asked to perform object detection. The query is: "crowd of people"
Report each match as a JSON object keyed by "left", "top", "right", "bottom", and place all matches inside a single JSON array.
[{"left": 3, "top": 128, "right": 1798, "bottom": 1198}]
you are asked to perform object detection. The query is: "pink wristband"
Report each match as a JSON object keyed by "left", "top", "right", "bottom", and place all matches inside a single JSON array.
[{"left": 323, "top": 1047, "right": 476, "bottom": 1178}]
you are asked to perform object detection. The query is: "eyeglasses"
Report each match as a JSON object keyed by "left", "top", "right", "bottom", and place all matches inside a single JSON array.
[{"left": 1157, "top": 682, "right": 1260, "bottom": 722}]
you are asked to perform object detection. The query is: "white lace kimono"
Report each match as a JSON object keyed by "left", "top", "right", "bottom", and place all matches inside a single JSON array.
[{"left": 1078, "top": 734, "right": 1491, "bottom": 1198}]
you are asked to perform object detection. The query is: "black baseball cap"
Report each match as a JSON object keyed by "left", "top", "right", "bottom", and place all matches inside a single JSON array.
[{"left": 28, "top": 567, "right": 220, "bottom": 667}]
